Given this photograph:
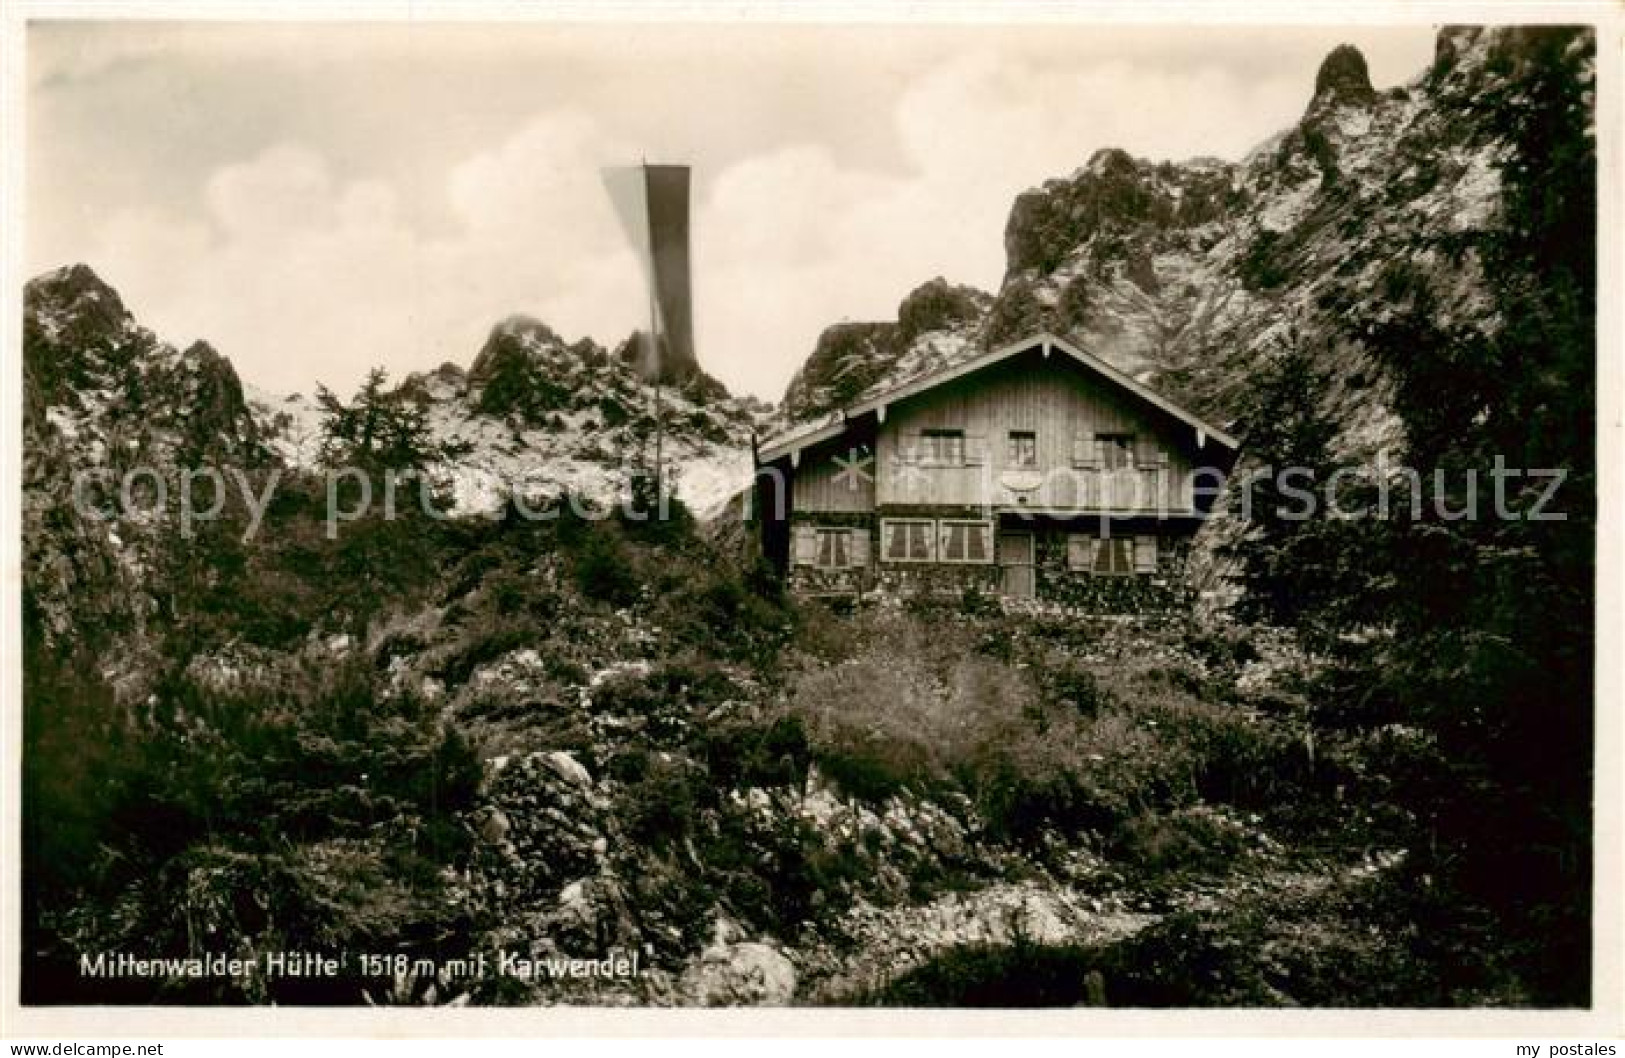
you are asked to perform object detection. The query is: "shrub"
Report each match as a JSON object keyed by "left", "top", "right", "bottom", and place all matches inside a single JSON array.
[
  {"left": 434, "top": 618, "right": 536, "bottom": 686},
  {"left": 1114, "top": 805, "right": 1251, "bottom": 875},
  {"left": 701, "top": 713, "right": 811, "bottom": 792},
  {"left": 642, "top": 545, "right": 792, "bottom": 664},
  {"left": 1039, "top": 658, "right": 1110, "bottom": 717},
  {"left": 619, "top": 753, "right": 703, "bottom": 849},
  {"left": 571, "top": 529, "right": 641, "bottom": 607},
  {"left": 700, "top": 803, "right": 861, "bottom": 932},
  {"left": 789, "top": 653, "right": 957, "bottom": 800},
  {"left": 1238, "top": 228, "right": 1289, "bottom": 290},
  {"left": 24, "top": 649, "right": 485, "bottom": 1002},
  {"left": 959, "top": 584, "right": 1002, "bottom": 618}
]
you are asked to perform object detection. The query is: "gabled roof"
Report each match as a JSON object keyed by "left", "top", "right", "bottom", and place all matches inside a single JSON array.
[{"left": 758, "top": 331, "right": 1240, "bottom": 463}]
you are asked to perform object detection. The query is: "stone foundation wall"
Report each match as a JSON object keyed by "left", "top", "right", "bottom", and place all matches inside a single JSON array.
[{"left": 873, "top": 563, "right": 1001, "bottom": 597}]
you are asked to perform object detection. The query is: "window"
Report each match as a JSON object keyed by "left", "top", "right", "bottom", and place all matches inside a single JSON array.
[
  {"left": 1095, "top": 536, "right": 1134, "bottom": 574},
  {"left": 920, "top": 429, "right": 966, "bottom": 467},
  {"left": 815, "top": 528, "right": 849, "bottom": 569},
  {"left": 1068, "top": 533, "right": 1155, "bottom": 576},
  {"left": 793, "top": 525, "right": 869, "bottom": 569},
  {"left": 1007, "top": 430, "right": 1038, "bottom": 468},
  {"left": 882, "top": 518, "right": 936, "bottom": 562},
  {"left": 939, "top": 520, "right": 993, "bottom": 564},
  {"left": 1097, "top": 433, "right": 1136, "bottom": 470}
]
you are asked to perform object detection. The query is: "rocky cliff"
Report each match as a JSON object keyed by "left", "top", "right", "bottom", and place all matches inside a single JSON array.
[{"left": 780, "top": 26, "right": 1583, "bottom": 466}]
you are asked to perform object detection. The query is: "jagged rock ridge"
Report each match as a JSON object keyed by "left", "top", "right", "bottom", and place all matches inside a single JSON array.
[{"left": 780, "top": 25, "right": 1587, "bottom": 463}]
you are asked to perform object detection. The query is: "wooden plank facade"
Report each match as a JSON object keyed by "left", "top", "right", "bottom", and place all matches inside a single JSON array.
[{"left": 758, "top": 333, "right": 1239, "bottom": 604}]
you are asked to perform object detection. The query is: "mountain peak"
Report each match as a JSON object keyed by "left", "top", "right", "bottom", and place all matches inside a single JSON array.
[
  {"left": 28, "top": 261, "right": 121, "bottom": 300},
  {"left": 25, "top": 263, "right": 131, "bottom": 339},
  {"left": 489, "top": 314, "right": 563, "bottom": 347},
  {"left": 1084, "top": 147, "right": 1139, "bottom": 178},
  {"left": 1309, "top": 44, "right": 1377, "bottom": 110}
]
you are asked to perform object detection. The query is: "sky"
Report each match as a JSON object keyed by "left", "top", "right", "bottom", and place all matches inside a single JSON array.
[{"left": 25, "top": 19, "right": 1439, "bottom": 401}]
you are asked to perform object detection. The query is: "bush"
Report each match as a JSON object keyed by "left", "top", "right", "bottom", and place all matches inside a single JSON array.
[
  {"left": 571, "top": 529, "right": 641, "bottom": 607},
  {"left": 784, "top": 610, "right": 1317, "bottom": 844},
  {"left": 650, "top": 549, "right": 792, "bottom": 663},
  {"left": 1238, "top": 228, "right": 1289, "bottom": 291},
  {"left": 619, "top": 753, "right": 703, "bottom": 849},
  {"left": 1114, "top": 805, "right": 1251, "bottom": 875},
  {"left": 701, "top": 713, "right": 811, "bottom": 792},
  {"left": 24, "top": 650, "right": 485, "bottom": 1002},
  {"left": 434, "top": 617, "right": 536, "bottom": 686},
  {"left": 1039, "top": 659, "right": 1110, "bottom": 717}
]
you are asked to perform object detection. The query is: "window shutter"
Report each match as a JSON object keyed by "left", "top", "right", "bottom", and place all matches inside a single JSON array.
[
  {"left": 1073, "top": 431, "right": 1099, "bottom": 468},
  {"left": 1067, "top": 534, "right": 1098, "bottom": 570},
  {"left": 1136, "top": 438, "right": 1169, "bottom": 467},
  {"left": 849, "top": 528, "right": 870, "bottom": 568},
  {"left": 793, "top": 525, "right": 818, "bottom": 566},
  {"left": 1134, "top": 535, "right": 1157, "bottom": 573},
  {"left": 964, "top": 432, "right": 988, "bottom": 466},
  {"left": 897, "top": 434, "right": 919, "bottom": 465}
]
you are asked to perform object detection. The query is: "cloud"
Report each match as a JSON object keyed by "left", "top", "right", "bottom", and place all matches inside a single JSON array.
[
  {"left": 48, "top": 28, "right": 1436, "bottom": 403},
  {"left": 79, "top": 120, "right": 652, "bottom": 398}
]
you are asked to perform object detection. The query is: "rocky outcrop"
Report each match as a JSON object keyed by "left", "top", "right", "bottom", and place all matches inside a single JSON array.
[
  {"left": 780, "top": 278, "right": 992, "bottom": 422},
  {"left": 24, "top": 264, "right": 267, "bottom": 468},
  {"left": 22, "top": 264, "right": 273, "bottom": 649},
  {"left": 796, "top": 880, "right": 1156, "bottom": 1002},
  {"left": 1309, "top": 44, "right": 1378, "bottom": 111},
  {"left": 896, "top": 277, "right": 990, "bottom": 344},
  {"left": 781, "top": 321, "right": 902, "bottom": 421},
  {"left": 474, "top": 750, "right": 615, "bottom": 903},
  {"left": 779, "top": 26, "right": 1588, "bottom": 463},
  {"left": 678, "top": 929, "right": 798, "bottom": 1006},
  {"left": 982, "top": 26, "right": 1568, "bottom": 444}
]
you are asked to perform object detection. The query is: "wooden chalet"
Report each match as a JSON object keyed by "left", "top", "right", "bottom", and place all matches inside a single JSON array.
[{"left": 754, "top": 332, "right": 1240, "bottom": 606}]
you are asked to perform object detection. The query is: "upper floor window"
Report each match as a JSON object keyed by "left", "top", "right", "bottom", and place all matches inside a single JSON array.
[
  {"left": 920, "top": 428, "right": 966, "bottom": 467},
  {"left": 1097, "top": 433, "right": 1136, "bottom": 470},
  {"left": 1007, "top": 430, "right": 1038, "bottom": 468}
]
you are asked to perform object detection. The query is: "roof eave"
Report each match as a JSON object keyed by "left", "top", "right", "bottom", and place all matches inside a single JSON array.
[{"left": 758, "top": 331, "right": 1240, "bottom": 463}]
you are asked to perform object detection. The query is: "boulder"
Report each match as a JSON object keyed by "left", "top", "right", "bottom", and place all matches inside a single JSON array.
[
  {"left": 550, "top": 874, "right": 640, "bottom": 955},
  {"left": 679, "top": 941, "right": 797, "bottom": 1006},
  {"left": 544, "top": 750, "right": 593, "bottom": 787}
]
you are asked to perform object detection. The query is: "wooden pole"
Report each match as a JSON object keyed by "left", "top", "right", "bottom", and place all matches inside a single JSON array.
[{"left": 642, "top": 161, "right": 664, "bottom": 504}]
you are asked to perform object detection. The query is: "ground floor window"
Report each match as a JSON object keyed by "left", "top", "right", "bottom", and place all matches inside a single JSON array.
[
  {"left": 939, "top": 520, "right": 993, "bottom": 563},
  {"left": 794, "top": 524, "right": 869, "bottom": 569},
  {"left": 816, "top": 528, "right": 849, "bottom": 569},
  {"left": 882, "top": 518, "right": 936, "bottom": 562},
  {"left": 1068, "top": 533, "right": 1157, "bottom": 575}
]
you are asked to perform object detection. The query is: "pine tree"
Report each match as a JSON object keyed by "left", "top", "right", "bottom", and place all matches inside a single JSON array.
[{"left": 316, "top": 368, "right": 438, "bottom": 472}]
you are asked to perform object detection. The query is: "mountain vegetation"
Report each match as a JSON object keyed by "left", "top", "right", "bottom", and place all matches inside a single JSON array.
[{"left": 19, "top": 25, "right": 1595, "bottom": 1007}]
